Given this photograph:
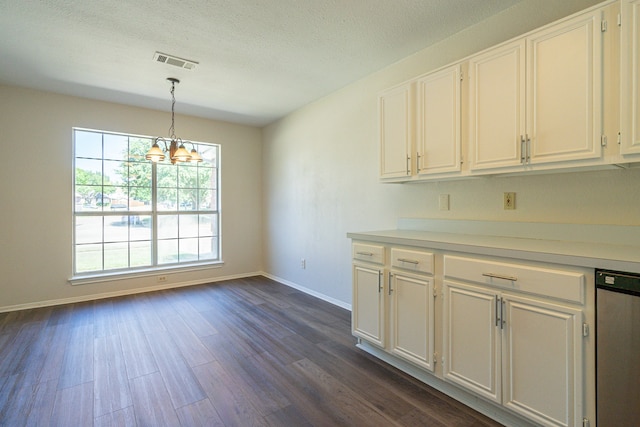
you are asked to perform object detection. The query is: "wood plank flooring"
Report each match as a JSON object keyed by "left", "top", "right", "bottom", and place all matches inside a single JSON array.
[{"left": 0, "top": 276, "right": 503, "bottom": 426}]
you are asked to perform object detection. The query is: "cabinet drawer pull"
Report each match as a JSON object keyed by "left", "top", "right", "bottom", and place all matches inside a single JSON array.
[
  {"left": 482, "top": 272, "right": 517, "bottom": 282},
  {"left": 397, "top": 258, "right": 419, "bottom": 265},
  {"left": 356, "top": 251, "right": 374, "bottom": 256}
]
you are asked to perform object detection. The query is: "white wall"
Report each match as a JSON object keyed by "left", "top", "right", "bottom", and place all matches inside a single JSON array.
[
  {"left": 0, "top": 85, "right": 263, "bottom": 310},
  {"left": 262, "top": 0, "right": 640, "bottom": 306}
]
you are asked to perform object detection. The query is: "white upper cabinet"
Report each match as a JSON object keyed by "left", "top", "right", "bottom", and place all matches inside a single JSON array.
[
  {"left": 379, "top": 83, "right": 413, "bottom": 179},
  {"left": 379, "top": 64, "right": 462, "bottom": 182},
  {"left": 467, "top": 8, "right": 604, "bottom": 173},
  {"left": 526, "top": 10, "right": 603, "bottom": 165},
  {"left": 620, "top": 0, "right": 640, "bottom": 155},
  {"left": 468, "top": 40, "right": 526, "bottom": 171},
  {"left": 379, "top": 2, "right": 616, "bottom": 180},
  {"left": 416, "top": 64, "right": 462, "bottom": 176}
]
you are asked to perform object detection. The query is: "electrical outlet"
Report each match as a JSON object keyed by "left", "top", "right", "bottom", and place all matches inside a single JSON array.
[
  {"left": 439, "top": 194, "right": 450, "bottom": 211},
  {"left": 504, "top": 192, "right": 516, "bottom": 210},
  {"left": 157, "top": 275, "right": 167, "bottom": 283},
  {"left": 300, "top": 259, "right": 306, "bottom": 269}
]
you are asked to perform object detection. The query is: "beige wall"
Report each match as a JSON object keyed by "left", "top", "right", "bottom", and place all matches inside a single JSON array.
[
  {"left": 3, "top": 0, "right": 639, "bottom": 310},
  {"left": 0, "top": 85, "right": 263, "bottom": 310},
  {"left": 262, "top": 0, "right": 640, "bottom": 306}
]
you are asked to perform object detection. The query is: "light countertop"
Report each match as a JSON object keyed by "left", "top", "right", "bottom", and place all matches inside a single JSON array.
[{"left": 347, "top": 219, "right": 640, "bottom": 273}]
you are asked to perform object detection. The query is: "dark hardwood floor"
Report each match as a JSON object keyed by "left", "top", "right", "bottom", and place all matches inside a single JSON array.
[{"left": 0, "top": 276, "right": 503, "bottom": 426}]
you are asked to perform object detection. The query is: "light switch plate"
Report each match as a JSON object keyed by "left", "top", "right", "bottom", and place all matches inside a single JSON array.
[{"left": 439, "top": 194, "right": 450, "bottom": 211}]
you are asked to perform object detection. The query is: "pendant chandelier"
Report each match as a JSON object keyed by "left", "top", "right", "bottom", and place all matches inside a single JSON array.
[{"left": 145, "top": 77, "right": 202, "bottom": 164}]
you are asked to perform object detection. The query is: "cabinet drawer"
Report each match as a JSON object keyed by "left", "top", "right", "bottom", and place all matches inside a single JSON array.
[
  {"left": 444, "top": 255, "right": 585, "bottom": 304},
  {"left": 353, "top": 243, "right": 385, "bottom": 264},
  {"left": 391, "top": 248, "right": 434, "bottom": 274}
]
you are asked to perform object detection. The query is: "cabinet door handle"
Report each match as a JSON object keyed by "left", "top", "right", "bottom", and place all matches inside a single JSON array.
[
  {"left": 416, "top": 152, "right": 421, "bottom": 173},
  {"left": 501, "top": 299, "right": 506, "bottom": 330},
  {"left": 520, "top": 135, "right": 526, "bottom": 164},
  {"left": 482, "top": 272, "right": 517, "bottom": 282},
  {"left": 378, "top": 271, "right": 383, "bottom": 293},
  {"left": 388, "top": 272, "right": 393, "bottom": 295},
  {"left": 356, "top": 251, "right": 374, "bottom": 256},
  {"left": 406, "top": 156, "right": 411, "bottom": 175},
  {"left": 526, "top": 134, "right": 531, "bottom": 163},
  {"left": 495, "top": 296, "right": 501, "bottom": 327},
  {"left": 397, "top": 258, "right": 419, "bottom": 265}
]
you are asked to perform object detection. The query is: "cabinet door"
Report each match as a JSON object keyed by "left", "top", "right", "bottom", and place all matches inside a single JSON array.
[
  {"left": 443, "top": 281, "right": 501, "bottom": 403},
  {"left": 621, "top": 0, "right": 640, "bottom": 155},
  {"left": 389, "top": 272, "right": 434, "bottom": 371},
  {"left": 352, "top": 264, "right": 385, "bottom": 347},
  {"left": 502, "top": 294, "right": 583, "bottom": 427},
  {"left": 468, "top": 40, "right": 526, "bottom": 171},
  {"left": 416, "top": 65, "right": 461, "bottom": 176},
  {"left": 379, "top": 83, "right": 413, "bottom": 179},
  {"left": 526, "top": 10, "right": 602, "bottom": 164}
]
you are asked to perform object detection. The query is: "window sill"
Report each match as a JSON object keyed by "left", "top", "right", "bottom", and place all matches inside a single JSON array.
[{"left": 68, "top": 261, "right": 224, "bottom": 286}]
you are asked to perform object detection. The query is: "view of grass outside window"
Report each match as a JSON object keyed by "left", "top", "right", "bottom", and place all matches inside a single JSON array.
[{"left": 73, "top": 128, "right": 220, "bottom": 275}]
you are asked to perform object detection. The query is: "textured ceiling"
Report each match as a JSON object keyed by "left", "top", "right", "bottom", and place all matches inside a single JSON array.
[{"left": 0, "top": 0, "right": 524, "bottom": 126}]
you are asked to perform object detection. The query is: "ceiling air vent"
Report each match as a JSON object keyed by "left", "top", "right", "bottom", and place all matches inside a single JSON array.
[{"left": 153, "top": 52, "right": 198, "bottom": 70}]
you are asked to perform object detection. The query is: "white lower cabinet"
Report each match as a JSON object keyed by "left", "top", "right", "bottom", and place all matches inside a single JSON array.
[
  {"left": 352, "top": 241, "right": 387, "bottom": 347},
  {"left": 502, "top": 294, "right": 583, "bottom": 427},
  {"left": 443, "top": 255, "right": 587, "bottom": 427},
  {"left": 443, "top": 281, "right": 502, "bottom": 402},
  {"left": 352, "top": 241, "right": 592, "bottom": 427},
  {"left": 352, "top": 263, "right": 385, "bottom": 348},
  {"left": 389, "top": 271, "right": 435, "bottom": 371},
  {"left": 352, "top": 244, "right": 435, "bottom": 371}
]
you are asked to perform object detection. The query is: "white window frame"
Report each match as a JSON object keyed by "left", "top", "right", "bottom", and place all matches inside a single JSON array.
[{"left": 71, "top": 128, "right": 221, "bottom": 283}]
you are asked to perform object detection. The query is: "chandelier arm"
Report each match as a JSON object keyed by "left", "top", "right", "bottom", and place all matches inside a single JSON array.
[{"left": 154, "top": 136, "right": 170, "bottom": 151}]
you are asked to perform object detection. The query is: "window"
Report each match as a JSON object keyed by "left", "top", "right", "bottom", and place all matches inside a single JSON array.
[{"left": 73, "top": 128, "right": 220, "bottom": 276}]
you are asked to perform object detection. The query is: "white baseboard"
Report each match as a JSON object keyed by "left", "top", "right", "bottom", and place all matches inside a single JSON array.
[
  {"left": 1, "top": 271, "right": 353, "bottom": 315},
  {"left": 260, "top": 272, "right": 352, "bottom": 311},
  {"left": 0, "top": 271, "right": 262, "bottom": 313}
]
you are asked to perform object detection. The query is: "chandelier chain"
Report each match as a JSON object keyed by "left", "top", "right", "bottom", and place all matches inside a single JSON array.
[{"left": 169, "top": 80, "right": 177, "bottom": 139}]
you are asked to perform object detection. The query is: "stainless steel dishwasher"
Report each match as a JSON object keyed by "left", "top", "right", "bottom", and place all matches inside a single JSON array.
[{"left": 596, "top": 269, "right": 640, "bottom": 426}]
